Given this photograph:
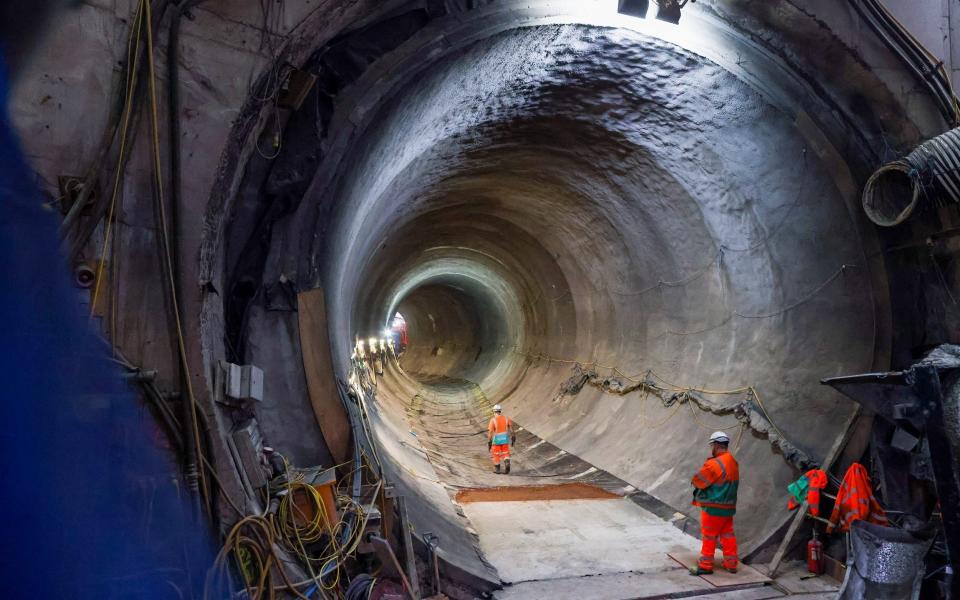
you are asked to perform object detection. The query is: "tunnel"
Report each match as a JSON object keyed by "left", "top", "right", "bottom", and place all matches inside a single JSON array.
[
  {"left": 10, "top": 0, "right": 960, "bottom": 598},
  {"left": 224, "top": 2, "right": 892, "bottom": 591}
]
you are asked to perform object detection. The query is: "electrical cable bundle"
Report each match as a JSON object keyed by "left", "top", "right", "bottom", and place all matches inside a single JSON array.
[
  {"left": 849, "top": 0, "right": 960, "bottom": 128},
  {"left": 207, "top": 459, "right": 382, "bottom": 599}
]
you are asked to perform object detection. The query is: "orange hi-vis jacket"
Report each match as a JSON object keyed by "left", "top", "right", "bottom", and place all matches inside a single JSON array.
[
  {"left": 692, "top": 450, "right": 740, "bottom": 517},
  {"left": 827, "top": 463, "right": 888, "bottom": 533},
  {"left": 488, "top": 414, "right": 513, "bottom": 445},
  {"left": 788, "top": 468, "right": 828, "bottom": 517}
]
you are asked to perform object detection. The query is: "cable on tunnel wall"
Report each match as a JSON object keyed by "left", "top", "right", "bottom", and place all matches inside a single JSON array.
[{"left": 511, "top": 349, "right": 818, "bottom": 470}]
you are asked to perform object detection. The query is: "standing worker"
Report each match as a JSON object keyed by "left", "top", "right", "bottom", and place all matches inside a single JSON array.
[
  {"left": 487, "top": 404, "right": 515, "bottom": 474},
  {"left": 690, "top": 431, "right": 740, "bottom": 575}
]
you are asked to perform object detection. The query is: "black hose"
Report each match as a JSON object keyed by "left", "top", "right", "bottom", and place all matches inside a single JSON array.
[
  {"left": 849, "top": 0, "right": 957, "bottom": 127},
  {"left": 166, "top": 0, "right": 203, "bottom": 517},
  {"left": 66, "top": 0, "right": 174, "bottom": 260}
]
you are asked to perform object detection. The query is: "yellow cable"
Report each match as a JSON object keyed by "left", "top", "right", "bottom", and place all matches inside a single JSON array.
[
  {"left": 513, "top": 346, "right": 789, "bottom": 440},
  {"left": 143, "top": 0, "right": 210, "bottom": 507},
  {"left": 514, "top": 346, "right": 751, "bottom": 395},
  {"left": 685, "top": 398, "right": 740, "bottom": 432},
  {"left": 748, "top": 386, "right": 788, "bottom": 443},
  {"left": 90, "top": 0, "right": 145, "bottom": 316}
]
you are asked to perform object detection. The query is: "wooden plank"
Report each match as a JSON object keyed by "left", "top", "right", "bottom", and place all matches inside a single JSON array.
[
  {"left": 397, "top": 495, "right": 422, "bottom": 599},
  {"left": 297, "top": 288, "right": 352, "bottom": 464},
  {"left": 668, "top": 552, "right": 771, "bottom": 587},
  {"left": 765, "top": 501, "right": 810, "bottom": 578},
  {"left": 765, "top": 406, "right": 862, "bottom": 577}
]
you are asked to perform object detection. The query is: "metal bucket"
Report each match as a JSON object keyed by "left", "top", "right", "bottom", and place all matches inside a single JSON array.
[{"left": 838, "top": 520, "right": 934, "bottom": 600}]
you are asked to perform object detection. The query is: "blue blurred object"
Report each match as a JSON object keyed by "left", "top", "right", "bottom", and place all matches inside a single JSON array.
[{"left": 0, "top": 54, "right": 216, "bottom": 598}]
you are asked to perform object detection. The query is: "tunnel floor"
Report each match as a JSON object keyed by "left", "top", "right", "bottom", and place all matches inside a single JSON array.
[{"left": 372, "top": 359, "right": 840, "bottom": 598}]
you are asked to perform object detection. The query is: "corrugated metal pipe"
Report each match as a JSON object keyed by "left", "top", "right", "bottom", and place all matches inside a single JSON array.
[{"left": 862, "top": 127, "right": 960, "bottom": 226}]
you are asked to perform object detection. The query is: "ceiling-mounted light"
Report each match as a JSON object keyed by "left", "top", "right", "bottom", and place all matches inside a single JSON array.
[
  {"left": 655, "top": 0, "right": 689, "bottom": 24},
  {"left": 617, "top": 0, "right": 649, "bottom": 18}
]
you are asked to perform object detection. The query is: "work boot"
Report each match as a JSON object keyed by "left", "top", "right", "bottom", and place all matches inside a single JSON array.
[
  {"left": 504, "top": 458, "right": 511, "bottom": 474},
  {"left": 494, "top": 463, "right": 501, "bottom": 474},
  {"left": 723, "top": 566, "right": 738, "bottom": 574},
  {"left": 689, "top": 567, "right": 713, "bottom": 576}
]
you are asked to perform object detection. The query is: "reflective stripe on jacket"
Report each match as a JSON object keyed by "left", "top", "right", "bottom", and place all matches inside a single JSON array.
[
  {"left": 692, "top": 450, "right": 739, "bottom": 515},
  {"left": 827, "top": 462, "right": 887, "bottom": 533},
  {"left": 787, "top": 468, "right": 828, "bottom": 517}
]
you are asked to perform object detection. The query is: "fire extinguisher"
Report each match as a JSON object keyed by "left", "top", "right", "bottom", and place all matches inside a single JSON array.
[{"left": 807, "top": 531, "right": 824, "bottom": 575}]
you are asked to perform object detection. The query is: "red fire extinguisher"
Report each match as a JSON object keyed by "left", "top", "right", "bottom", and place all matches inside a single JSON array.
[{"left": 807, "top": 531, "right": 824, "bottom": 575}]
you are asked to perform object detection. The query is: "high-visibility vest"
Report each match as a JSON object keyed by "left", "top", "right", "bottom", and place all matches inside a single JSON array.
[
  {"left": 788, "top": 469, "right": 828, "bottom": 517},
  {"left": 488, "top": 414, "right": 511, "bottom": 445},
  {"left": 692, "top": 450, "right": 739, "bottom": 516},
  {"left": 827, "top": 463, "right": 887, "bottom": 533}
]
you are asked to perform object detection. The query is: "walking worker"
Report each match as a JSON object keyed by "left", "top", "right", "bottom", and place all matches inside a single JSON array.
[
  {"left": 690, "top": 431, "right": 740, "bottom": 575},
  {"left": 487, "top": 404, "right": 515, "bottom": 474}
]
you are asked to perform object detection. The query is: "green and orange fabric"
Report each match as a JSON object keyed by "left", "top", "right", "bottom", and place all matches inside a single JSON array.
[{"left": 692, "top": 449, "right": 739, "bottom": 517}]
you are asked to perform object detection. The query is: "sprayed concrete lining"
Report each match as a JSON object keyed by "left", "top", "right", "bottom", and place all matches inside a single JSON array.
[
  {"left": 311, "top": 17, "right": 883, "bottom": 575},
  {"left": 183, "top": 0, "right": 923, "bottom": 587}
]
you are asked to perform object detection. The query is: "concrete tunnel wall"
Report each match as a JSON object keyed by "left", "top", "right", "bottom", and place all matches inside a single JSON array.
[{"left": 298, "top": 13, "right": 886, "bottom": 554}]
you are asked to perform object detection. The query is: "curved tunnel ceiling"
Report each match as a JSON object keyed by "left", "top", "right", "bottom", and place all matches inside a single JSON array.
[{"left": 226, "top": 2, "right": 894, "bottom": 577}]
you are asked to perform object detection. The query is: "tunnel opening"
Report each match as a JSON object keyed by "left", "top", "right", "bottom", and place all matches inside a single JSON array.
[
  {"left": 285, "top": 19, "right": 886, "bottom": 588},
  {"left": 391, "top": 279, "right": 507, "bottom": 383}
]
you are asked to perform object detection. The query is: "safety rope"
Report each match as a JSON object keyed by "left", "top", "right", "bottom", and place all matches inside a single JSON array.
[{"left": 513, "top": 347, "right": 791, "bottom": 449}]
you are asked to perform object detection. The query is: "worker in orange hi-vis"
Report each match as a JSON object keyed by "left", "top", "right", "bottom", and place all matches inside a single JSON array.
[
  {"left": 690, "top": 431, "right": 740, "bottom": 576},
  {"left": 487, "top": 404, "right": 516, "bottom": 474}
]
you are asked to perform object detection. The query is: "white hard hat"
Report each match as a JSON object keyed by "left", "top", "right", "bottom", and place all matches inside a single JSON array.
[
  {"left": 709, "top": 431, "right": 730, "bottom": 444},
  {"left": 493, "top": 404, "right": 502, "bottom": 412}
]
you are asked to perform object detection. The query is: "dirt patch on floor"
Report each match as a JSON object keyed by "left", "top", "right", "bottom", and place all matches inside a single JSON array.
[{"left": 455, "top": 483, "right": 622, "bottom": 503}]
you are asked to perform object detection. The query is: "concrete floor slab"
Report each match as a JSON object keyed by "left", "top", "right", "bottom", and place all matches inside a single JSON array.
[
  {"left": 461, "top": 497, "right": 705, "bottom": 584},
  {"left": 493, "top": 571, "right": 719, "bottom": 600},
  {"left": 761, "top": 560, "right": 841, "bottom": 595},
  {"left": 494, "top": 572, "right": 783, "bottom": 600}
]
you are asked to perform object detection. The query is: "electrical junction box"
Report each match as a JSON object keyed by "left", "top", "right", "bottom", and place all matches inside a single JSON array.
[
  {"left": 231, "top": 420, "right": 268, "bottom": 490},
  {"left": 223, "top": 362, "right": 264, "bottom": 402}
]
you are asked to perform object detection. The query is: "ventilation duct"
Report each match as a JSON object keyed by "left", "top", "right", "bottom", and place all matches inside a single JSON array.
[{"left": 863, "top": 127, "right": 960, "bottom": 226}]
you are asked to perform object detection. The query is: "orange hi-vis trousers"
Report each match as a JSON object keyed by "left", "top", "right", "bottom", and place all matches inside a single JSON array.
[
  {"left": 491, "top": 444, "right": 510, "bottom": 465},
  {"left": 698, "top": 512, "right": 738, "bottom": 571}
]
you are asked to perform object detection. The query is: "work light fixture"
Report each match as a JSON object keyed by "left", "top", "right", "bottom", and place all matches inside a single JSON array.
[
  {"left": 654, "top": 0, "right": 690, "bottom": 24},
  {"left": 617, "top": 0, "right": 649, "bottom": 18},
  {"left": 618, "top": 0, "right": 692, "bottom": 23}
]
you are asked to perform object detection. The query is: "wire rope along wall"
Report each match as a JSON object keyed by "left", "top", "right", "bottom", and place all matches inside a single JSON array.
[
  {"left": 863, "top": 127, "right": 960, "bottom": 226},
  {"left": 511, "top": 348, "right": 820, "bottom": 470}
]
